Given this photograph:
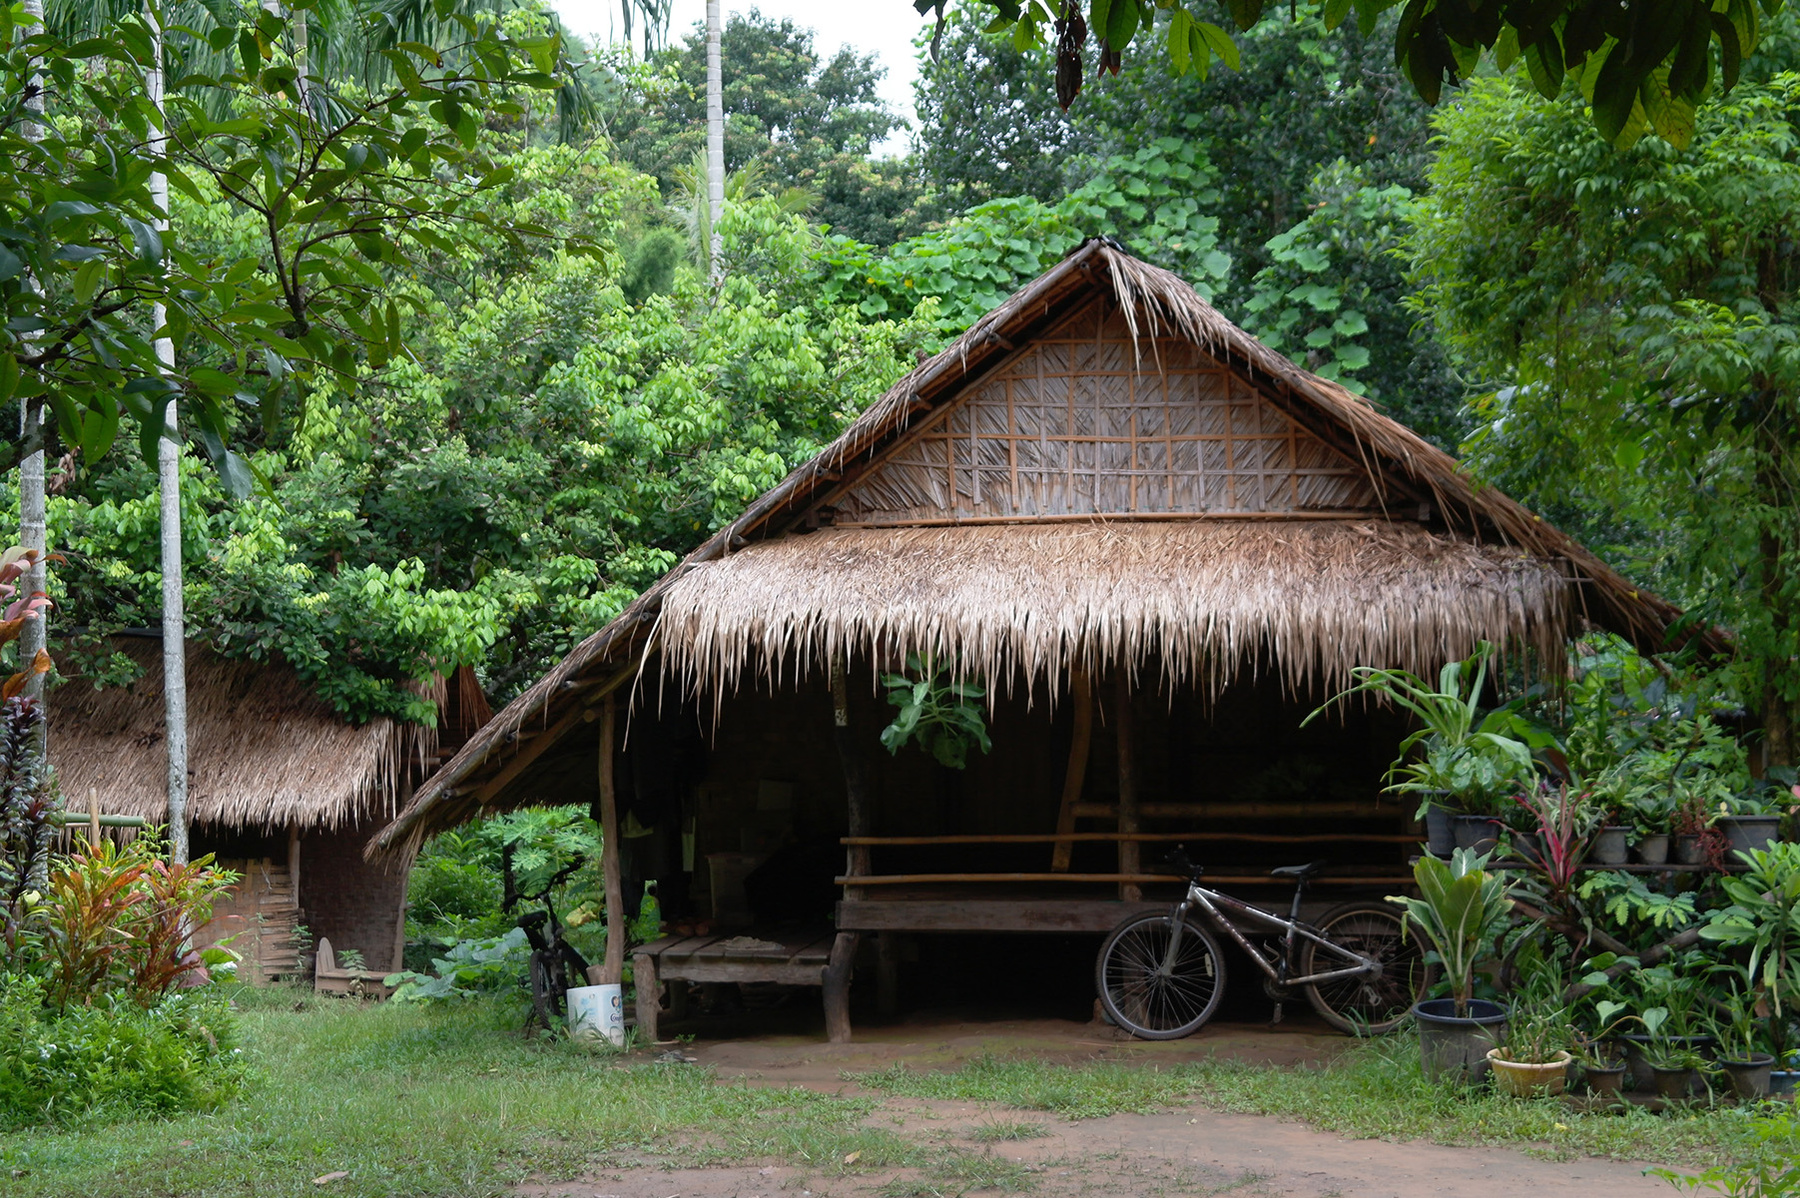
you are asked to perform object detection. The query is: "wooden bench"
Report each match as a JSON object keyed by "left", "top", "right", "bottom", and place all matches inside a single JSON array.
[
  {"left": 313, "top": 937, "right": 393, "bottom": 998},
  {"left": 632, "top": 928, "right": 836, "bottom": 1042}
]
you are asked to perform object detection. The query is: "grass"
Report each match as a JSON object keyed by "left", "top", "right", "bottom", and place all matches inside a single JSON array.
[
  {"left": 4, "top": 988, "right": 1782, "bottom": 1197},
  {"left": 0, "top": 987, "right": 915, "bottom": 1198},
  {"left": 855, "top": 1037, "right": 1787, "bottom": 1169}
]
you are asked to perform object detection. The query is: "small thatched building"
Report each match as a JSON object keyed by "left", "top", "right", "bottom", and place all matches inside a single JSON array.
[
  {"left": 372, "top": 241, "right": 1697, "bottom": 1035},
  {"left": 52, "top": 637, "right": 489, "bottom": 981}
]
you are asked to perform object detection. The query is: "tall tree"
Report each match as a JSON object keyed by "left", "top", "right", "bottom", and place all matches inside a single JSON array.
[
  {"left": 1410, "top": 73, "right": 1800, "bottom": 762},
  {"left": 611, "top": 10, "right": 924, "bottom": 243}
]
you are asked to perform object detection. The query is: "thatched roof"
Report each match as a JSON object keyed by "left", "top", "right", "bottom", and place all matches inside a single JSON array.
[
  {"left": 51, "top": 638, "right": 439, "bottom": 832},
  {"left": 370, "top": 239, "right": 1706, "bottom": 857},
  {"left": 658, "top": 522, "right": 1570, "bottom": 710}
]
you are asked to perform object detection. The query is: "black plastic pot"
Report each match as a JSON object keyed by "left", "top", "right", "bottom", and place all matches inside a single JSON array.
[
  {"left": 1675, "top": 834, "right": 1707, "bottom": 865},
  {"left": 1632, "top": 834, "right": 1671, "bottom": 865},
  {"left": 1584, "top": 1061, "right": 1628, "bottom": 1098},
  {"left": 1651, "top": 1064, "right": 1695, "bottom": 1101},
  {"left": 1622, "top": 1034, "right": 1715, "bottom": 1091},
  {"left": 1721, "top": 1054, "right": 1776, "bottom": 1101},
  {"left": 1414, "top": 999, "right": 1508, "bottom": 1084},
  {"left": 1720, "top": 816, "right": 1781, "bottom": 858},
  {"left": 1590, "top": 826, "right": 1630, "bottom": 865},
  {"left": 1451, "top": 816, "right": 1502, "bottom": 857},
  {"left": 1770, "top": 1070, "right": 1800, "bottom": 1099},
  {"left": 1423, "top": 798, "right": 1456, "bottom": 858}
]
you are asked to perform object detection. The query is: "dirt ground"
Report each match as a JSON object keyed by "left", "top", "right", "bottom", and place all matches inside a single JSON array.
[{"left": 516, "top": 1016, "right": 1677, "bottom": 1198}]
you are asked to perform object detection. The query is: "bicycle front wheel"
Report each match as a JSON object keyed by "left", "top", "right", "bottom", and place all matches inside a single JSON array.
[
  {"left": 528, "top": 953, "right": 565, "bottom": 1028},
  {"left": 1095, "top": 913, "right": 1226, "bottom": 1040},
  {"left": 1299, "top": 902, "right": 1426, "bottom": 1035}
]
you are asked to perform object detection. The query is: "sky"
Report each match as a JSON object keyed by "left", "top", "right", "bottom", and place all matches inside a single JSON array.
[{"left": 550, "top": 0, "right": 934, "bottom": 146}]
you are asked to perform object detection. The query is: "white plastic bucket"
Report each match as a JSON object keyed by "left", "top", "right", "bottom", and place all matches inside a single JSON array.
[{"left": 567, "top": 983, "right": 625, "bottom": 1047}]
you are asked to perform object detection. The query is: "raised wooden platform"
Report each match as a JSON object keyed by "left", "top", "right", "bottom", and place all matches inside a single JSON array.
[{"left": 633, "top": 927, "right": 836, "bottom": 1042}]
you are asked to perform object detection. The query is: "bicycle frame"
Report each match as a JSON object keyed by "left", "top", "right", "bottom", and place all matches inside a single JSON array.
[{"left": 1165, "top": 880, "right": 1378, "bottom": 989}]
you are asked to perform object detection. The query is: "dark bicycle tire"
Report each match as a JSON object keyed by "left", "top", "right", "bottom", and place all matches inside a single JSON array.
[
  {"left": 1095, "top": 912, "right": 1227, "bottom": 1040},
  {"left": 528, "top": 953, "right": 565, "bottom": 1029},
  {"left": 1298, "top": 902, "right": 1428, "bottom": 1035}
]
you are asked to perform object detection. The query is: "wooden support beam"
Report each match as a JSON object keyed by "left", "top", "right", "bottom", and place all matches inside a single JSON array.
[
  {"left": 595, "top": 695, "right": 627, "bottom": 989},
  {"left": 842, "top": 832, "right": 1420, "bottom": 845},
  {"left": 1069, "top": 800, "right": 1395, "bottom": 820},
  {"left": 1051, "top": 670, "right": 1093, "bottom": 872},
  {"left": 834, "top": 872, "right": 1417, "bottom": 887},
  {"left": 473, "top": 664, "right": 638, "bottom": 805},
  {"left": 1115, "top": 672, "right": 1140, "bottom": 902},
  {"left": 632, "top": 950, "right": 659, "bottom": 1043},
  {"left": 822, "top": 931, "right": 859, "bottom": 1044}
]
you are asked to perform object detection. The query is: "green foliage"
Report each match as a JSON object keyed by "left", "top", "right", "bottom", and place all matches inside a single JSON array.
[
  {"left": 818, "top": 134, "right": 1229, "bottom": 335},
  {"left": 1411, "top": 74, "right": 1800, "bottom": 756},
  {"left": 608, "top": 12, "right": 922, "bottom": 243},
  {"left": 1, "top": 0, "right": 593, "bottom": 489},
  {"left": 0, "top": 976, "right": 244, "bottom": 1131},
  {"left": 1703, "top": 843, "right": 1800, "bottom": 1020},
  {"left": 956, "top": 0, "right": 1784, "bottom": 148},
  {"left": 1652, "top": 1107, "right": 1800, "bottom": 1196},
  {"left": 1307, "top": 642, "right": 1543, "bottom": 816},
  {"left": 880, "top": 655, "right": 993, "bottom": 770},
  {"left": 385, "top": 927, "right": 531, "bottom": 1002},
  {"left": 1389, "top": 848, "right": 1514, "bottom": 1014}
]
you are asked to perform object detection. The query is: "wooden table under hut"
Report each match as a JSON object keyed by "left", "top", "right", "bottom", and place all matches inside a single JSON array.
[{"left": 370, "top": 240, "right": 1702, "bottom": 1043}]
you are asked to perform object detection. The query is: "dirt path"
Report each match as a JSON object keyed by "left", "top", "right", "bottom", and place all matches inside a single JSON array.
[
  {"left": 526, "top": 1097, "right": 1672, "bottom": 1197},
  {"left": 518, "top": 1017, "right": 1677, "bottom": 1198}
]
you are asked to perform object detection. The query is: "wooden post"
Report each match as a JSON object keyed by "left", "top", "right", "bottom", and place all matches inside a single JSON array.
[
  {"left": 595, "top": 695, "right": 627, "bottom": 988},
  {"left": 87, "top": 789, "right": 101, "bottom": 847},
  {"left": 825, "top": 655, "right": 871, "bottom": 1042},
  {"left": 633, "top": 949, "right": 659, "bottom": 1043},
  {"left": 1051, "top": 670, "right": 1093, "bottom": 872},
  {"left": 1115, "top": 671, "right": 1141, "bottom": 902},
  {"left": 287, "top": 823, "right": 301, "bottom": 897}
]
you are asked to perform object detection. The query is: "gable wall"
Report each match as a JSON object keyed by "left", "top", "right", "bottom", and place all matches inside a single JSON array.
[{"left": 834, "top": 299, "right": 1379, "bottom": 526}]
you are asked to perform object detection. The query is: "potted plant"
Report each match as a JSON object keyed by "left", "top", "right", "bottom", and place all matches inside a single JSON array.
[
  {"left": 1389, "top": 848, "right": 1514, "bottom": 1082},
  {"left": 1486, "top": 944, "right": 1574, "bottom": 1097},
  {"left": 1674, "top": 793, "right": 1728, "bottom": 866},
  {"left": 1718, "top": 792, "right": 1784, "bottom": 858},
  {"left": 1622, "top": 966, "right": 1714, "bottom": 1098},
  {"left": 1308, "top": 642, "right": 1543, "bottom": 858},
  {"left": 1707, "top": 970, "right": 1777, "bottom": 1101},
  {"left": 1627, "top": 786, "right": 1675, "bottom": 865}
]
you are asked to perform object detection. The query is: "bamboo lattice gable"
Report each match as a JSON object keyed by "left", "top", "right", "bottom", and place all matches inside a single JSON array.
[{"left": 833, "top": 300, "right": 1377, "bottom": 526}]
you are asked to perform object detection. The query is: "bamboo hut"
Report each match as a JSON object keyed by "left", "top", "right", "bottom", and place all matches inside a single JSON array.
[
  {"left": 371, "top": 240, "right": 1700, "bottom": 1038},
  {"left": 52, "top": 636, "right": 490, "bottom": 983}
]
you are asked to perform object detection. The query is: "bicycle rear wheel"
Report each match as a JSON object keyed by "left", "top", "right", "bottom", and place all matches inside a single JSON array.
[
  {"left": 528, "top": 953, "right": 566, "bottom": 1029},
  {"left": 1299, "top": 902, "right": 1425, "bottom": 1035},
  {"left": 1095, "top": 912, "right": 1226, "bottom": 1040}
]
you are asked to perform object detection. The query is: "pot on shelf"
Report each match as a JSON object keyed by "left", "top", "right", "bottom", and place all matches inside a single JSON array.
[
  {"left": 1719, "top": 815, "right": 1781, "bottom": 858},
  {"left": 1721, "top": 1054, "right": 1776, "bottom": 1101},
  {"left": 1486, "top": 1049, "right": 1572, "bottom": 1098},
  {"left": 1590, "top": 825, "right": 1631, "bottom": 866},
  {"left": 1584, "top": 1060, "right": 1628, "bottom": 1098},
  {"left": 1423, "top": 796, "right": 1456, "bottom": 858},
  {"left": 1510, "top": 831, "right": 1542, "bottom": 864},
  {"left": 1632, "top": 834, "right": 1671, "bottom": 865},
  {"left": 1414, "top": 998, "right": 1508, "bottom": 1084},
  {"left": 1650, "top": 1064, "right": 1696, "bottom": 1101},
  {"left": 1451, "top": 815, "right": 1503, "bottom": 857},
  {"left": 1674, "top": 834, "right": 1707, "bottom": 865}
]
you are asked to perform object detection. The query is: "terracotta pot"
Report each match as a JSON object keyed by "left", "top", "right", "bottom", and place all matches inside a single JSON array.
[{"left": 1487, "top": 1049, "right": 1572, "bottom": 1098}]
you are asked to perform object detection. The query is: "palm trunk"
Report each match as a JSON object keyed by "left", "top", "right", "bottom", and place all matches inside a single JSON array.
[
  {"left": 704, "top": 0, "right": 723, "bottom": 286},
  {"left": 18, "top": 0, "right": 48, "bottom": 749},
  {"left": 147, "top": 3, "right": 189, "bottom": 863}
]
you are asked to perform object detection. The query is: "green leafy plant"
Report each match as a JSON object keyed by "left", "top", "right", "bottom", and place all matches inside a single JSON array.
[
  {"left": 1494, "top": 941, "right": 1574, "bottom": 1065},
  {"left": 1388, "top": 847, "right": 1514, "bottom": 1016},
  {"left": 1703, "top": 843, "right": 1800, "bottom": 1036},
  {"left": 880, "top": 654, "right": 992, "bottom": 770},
  {"left": 386, "top": 927, "right": 532, "bottom": 1002},
  {"left": 1307, "top": 641, "right": 1543, "bottom": 817}
]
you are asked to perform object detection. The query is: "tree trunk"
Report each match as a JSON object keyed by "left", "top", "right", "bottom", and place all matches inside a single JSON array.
[
  {"left": 704, "top": 0, "right": 724, "bottom": 285},
  {"left": 18, "top": 0, "right": 47, "bottom": 755},
  {"left": 146, "top": 5, "right": 189, "bottom": 864}
]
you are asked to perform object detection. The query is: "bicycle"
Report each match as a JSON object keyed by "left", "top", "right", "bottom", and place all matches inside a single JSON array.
[
  {"left": 1095, "top": 848, "right": 1426, "bottom": 1039},
  {"left": 517, "top": 902, "right": 591, "bottom": 1036},
  {"left": 503, "top": 847, "right": 592, "bottom": 1037}
]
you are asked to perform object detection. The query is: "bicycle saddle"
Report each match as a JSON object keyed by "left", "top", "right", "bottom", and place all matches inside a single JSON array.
[{"left": 1269, "top": 860, "right": 1328, "bottom": 880}]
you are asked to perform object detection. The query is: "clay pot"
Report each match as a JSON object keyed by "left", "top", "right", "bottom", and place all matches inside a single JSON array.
[{"left": 1487, "top": 1050, "right": 1572, "bottom": 1098}]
